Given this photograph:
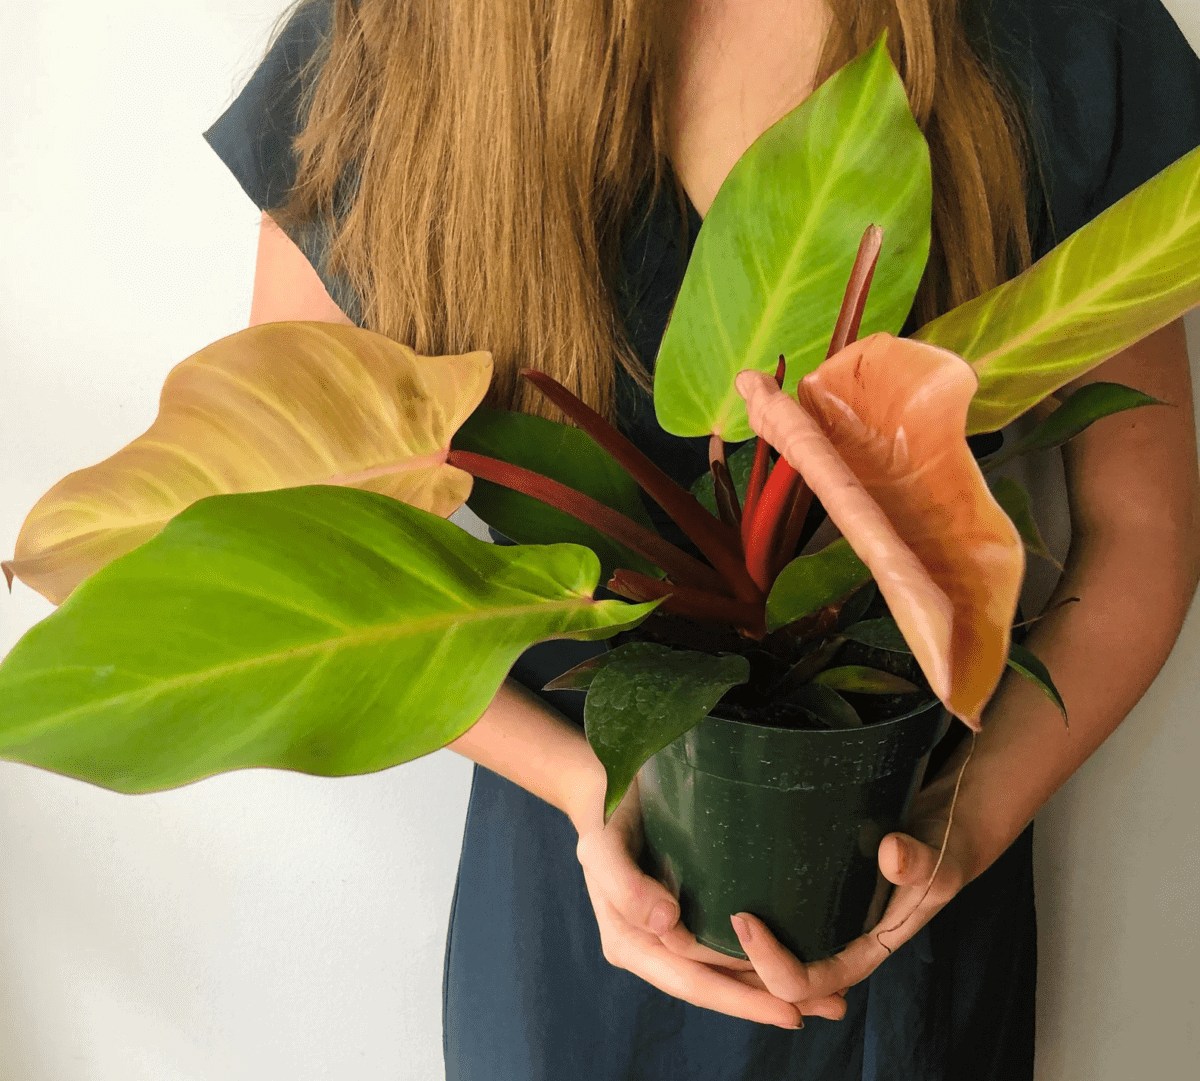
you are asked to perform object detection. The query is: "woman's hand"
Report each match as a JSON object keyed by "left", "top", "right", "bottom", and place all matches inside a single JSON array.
[
  {"left": 727, "top": 776, "right": 974, "bottom": 1002},
  {"left": 572, "top": 775, "right": 850, "bottom": 1029}
]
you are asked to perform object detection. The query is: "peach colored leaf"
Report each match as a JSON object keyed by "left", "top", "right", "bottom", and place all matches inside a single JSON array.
[
  {"left": 5, "top": 322, "right": 492, "bottom": 605},
  {"left": 736, "top": 333, "right": 1024, "bottom": 728}
]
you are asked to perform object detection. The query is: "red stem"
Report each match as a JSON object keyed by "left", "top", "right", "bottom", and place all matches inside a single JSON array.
[
  {"left": 739, "top": 355, "right": 785, "bottom": 551},
  {"left": 447, "top": 449, "right": 731, "bottom": 596},
  {"left": 771, "top": 481, "right": 815, "bottom": 579},
  {"left": 744, "top": 229, "right": 884, "bottom": 589},
  {"left": 708, "top": 434, "right": 742, "bottom": 535},
  {"left": 743, "top": 458, "right": 805, "bottom": 593},
  {"left": 827, "top": 225, "right": 883, "bottom": 358},
  {"left": 608, "top": 569, "right": 765, "bottom": 637},
  {"left": 520, "top": 370, "right": 762, "bottom": 604}
]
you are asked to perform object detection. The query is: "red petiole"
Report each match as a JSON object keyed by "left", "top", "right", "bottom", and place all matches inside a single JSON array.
[
  {"left": 520, "top": 370, "right": 763, "bottom": 605},
  {"left": 447, "top": 449, "right": 732, "bottom": 596}
]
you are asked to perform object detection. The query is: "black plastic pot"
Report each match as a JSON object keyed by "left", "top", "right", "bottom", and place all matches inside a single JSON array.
[{"left": 638, "top": 698, "right": 949, "bottom": 962}]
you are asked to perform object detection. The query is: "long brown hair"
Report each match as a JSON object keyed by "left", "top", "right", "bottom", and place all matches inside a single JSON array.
[{"left": 266, "top": 0, "right": 1031, "bottom": 421}]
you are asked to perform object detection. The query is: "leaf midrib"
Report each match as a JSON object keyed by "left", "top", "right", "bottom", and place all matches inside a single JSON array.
[{"left": 0, "top": 595, "right": 603, "bottom": 738}]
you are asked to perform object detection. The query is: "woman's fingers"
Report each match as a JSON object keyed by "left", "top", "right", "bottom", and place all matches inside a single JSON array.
[
  {"left": 599, "top": 898, "right": 803, "bottom": 1029},
  {"left": 731, "top": 912, "right": 890, "bottom": 1003},
  {"left": 656, "top": 921, "right": 756, "bottom": 970}
]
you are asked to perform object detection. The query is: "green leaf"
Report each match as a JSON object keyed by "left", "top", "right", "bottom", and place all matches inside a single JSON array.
[
  {"left": 452, "top": 406, "right": 661, "bottom": 580},
  {"left": 0, "top": 486, "right": 656, "bottom": 794},
  {"left": 983, "top": 383, "right": 1165, "bottom": 471},
  {"left": 812, "top": 665, "right": 918, "bottom": 694},
  {"left": 1006, "top": 642, "right": 1069, "bottom": 728},
  {"left": 654, "top": 34, "right": 931, "bottom": 440},
  {"left": 842, "top": 617, "right": 912, "bottom": 653},
  {"left": 914, "top": 144, "right": 1200, "bottom": 435},
  {"left": 988, "top": 476, "right": 1059, "bottom": 568},
  {"left": 766, "top": 538, "right": 872, "bottom": 632},
  {"left": 787, "top": 683, "right": 863, "bottom": 729},
  {"left": 583, "top": 643, "right": 750, "bottom": 820},
  {"left": 690, "top": 439, "right": 760, "bottom": 516}
]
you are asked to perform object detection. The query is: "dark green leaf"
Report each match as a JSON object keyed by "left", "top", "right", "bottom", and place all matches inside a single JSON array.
[
  {"left": 812, "top": 665, "right": 918, "bottom": 694},
  {"left": 584, "top": 643, "right": 750, "bottom": 820},
  {"left": 453, "top": 406, "right": 661, "bottom": 580},
  {"left": 842, "top": 617, "right": 912, "bottom": 653},
  {"left": 788, "top": 683, "right": 863, "bottom": 729},
  {"left": 766, "top": 538, "right": 872, "bottom": 632},
  {"left": 988, "top": 476, "right": 1059, "bottom": 568},
  {"left": 1006, "top": 642, "right": 1069, "bottom": 728},
  {"left": 0, "top": 486, "right": 656, "bottom": 793},
  {"left": 654, "top": 35, "right": 932, "bottom": 439},
  {"left": 983, "top": 383, "right": 1165, "bottom": 470}
]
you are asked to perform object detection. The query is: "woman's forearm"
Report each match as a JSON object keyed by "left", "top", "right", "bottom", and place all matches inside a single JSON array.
[
  {"left": 446, "top": 678, "right": 607, "bottom": 834},
  {"left": 924, "top": 521, "right": 1200, "bottom": 883}
]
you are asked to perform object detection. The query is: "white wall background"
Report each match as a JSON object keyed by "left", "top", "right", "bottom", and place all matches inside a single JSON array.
[{"left": 0, "top": 2, "right": 1197, "bottom": 1078}]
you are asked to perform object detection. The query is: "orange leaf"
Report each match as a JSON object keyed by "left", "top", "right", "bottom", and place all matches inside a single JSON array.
[
  {"left": 736, "top": 333, "right": 1023, "bottom": 728},
  {"left": 5, "top": 322, "right": 492, "bottom": 605}
]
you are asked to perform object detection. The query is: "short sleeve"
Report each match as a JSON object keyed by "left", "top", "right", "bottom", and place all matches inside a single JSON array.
[
  {"left": 989, "top": 0, "right": 1200, "bottom": 257},
  {"left": 202, "top": 0, "right": 332, "bottom": 212},
  {"left": 202, "top": 1, "right": 363, "bottom": 320}
]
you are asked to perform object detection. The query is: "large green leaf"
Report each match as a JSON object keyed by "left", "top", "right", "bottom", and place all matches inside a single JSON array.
[
  {"left": 583, "top": 643, "right": 750, "bottom": 820},
  {"left": 653, "top": 35, "right": 932, "bottom": 440},
  {"left": 452, "top": 407, "right": 661, "bottom": 579},
  {"left": 765, "top": 538, "right": 871, "bottom": 633},
  {"left": 915, "top": 144, "right": 1200, "bottom": 434},
  {"left": 0, "top": 486, "right": 656, "bottom": 794},
  {"left": 981, "top": 383, "right": 1165, "bottom": 471}
]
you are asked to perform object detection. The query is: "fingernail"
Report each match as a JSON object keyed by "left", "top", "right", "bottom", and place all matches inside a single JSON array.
[
  {"left": 649, "top": 902, "right": 676, "bottom": 935},
  {"left": 780, "top": 1016, "right": 804, "bottom": 1031},
  {"left": 893, "top": 838, "right": 909, "bottom": 876},
  {"left": 730, "top": 914, "right": 751, "bottom": 943}
]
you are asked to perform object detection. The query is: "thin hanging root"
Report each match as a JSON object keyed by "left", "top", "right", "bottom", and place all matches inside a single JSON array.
[{"left": 873, "top": 730, "right": 976, "bottom": 956}]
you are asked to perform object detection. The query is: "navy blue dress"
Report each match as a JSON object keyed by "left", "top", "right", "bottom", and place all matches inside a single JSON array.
[{"left": 203, "top": 3, "right": 1200, "bottom": 1077}]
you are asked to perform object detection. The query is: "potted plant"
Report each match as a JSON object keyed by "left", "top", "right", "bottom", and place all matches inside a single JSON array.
[{"left": 2, "top": 37, "right": 1197, "bottom": 964}]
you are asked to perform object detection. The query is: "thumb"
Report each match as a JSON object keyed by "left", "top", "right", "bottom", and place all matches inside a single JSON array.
[
  {"left": 878, "top": 831, "right": 939, "bottom": 887},
  {"left": 576, "top": 829, "right": 680, "bottom": 936}
]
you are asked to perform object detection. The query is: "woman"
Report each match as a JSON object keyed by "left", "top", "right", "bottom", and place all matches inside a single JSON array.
[{"left": 204, "top": 0, "right": 1200, "bottom": 1076}]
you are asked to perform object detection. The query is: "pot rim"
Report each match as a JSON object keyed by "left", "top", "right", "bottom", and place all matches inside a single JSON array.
[{"left": 706, "top": 692, "right": 946, "bottom": 736}]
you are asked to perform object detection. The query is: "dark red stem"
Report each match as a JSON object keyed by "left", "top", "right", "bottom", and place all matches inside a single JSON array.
[
  {"left": 608, "top": 569, "right": 765, "bottom": 637},
  {"left": 447, "top": 449, "right": 731, "bottom": 596},
  {"left": 520, "top": 369, "right": 763, "bottom": 604},
  {"left": 708, "top": 434, "right": 742, "bottom": 535}
]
